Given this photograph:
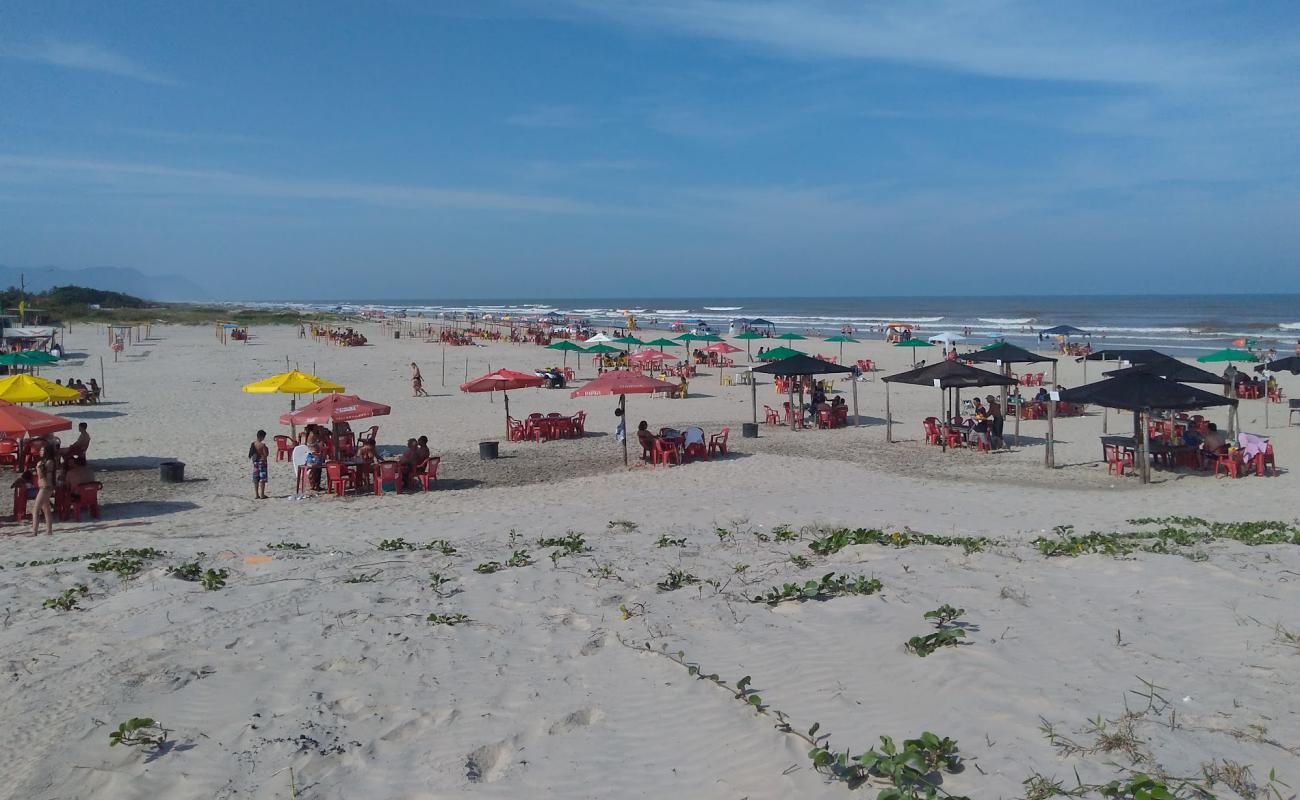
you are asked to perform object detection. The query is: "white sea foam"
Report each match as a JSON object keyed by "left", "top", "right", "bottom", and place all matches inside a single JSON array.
[
  {"left": 978, "top": 317, "right": 1035, "bottom": 325},
  {"left": 653, "top": 309, "right": 690, "bottom": 315},
  {"left": 703, "top": 306, "right": 743, "bottom": 311},
  {"left": 1280, "top": 322, "right": 1300, "bottom": 331}
]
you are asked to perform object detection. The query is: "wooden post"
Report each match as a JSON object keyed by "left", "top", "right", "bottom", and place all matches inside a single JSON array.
[
  {"left": 751, "top": 375, "right": 758, "bottom": 425},
  {"left": 620, "top": 394, "right": 628, "bottom": 466},
  {"left": 851, "top": 377, "right": 859, "bottom": 426},
  {"left": 885, "top": 382, "right": 893, "bottom": 442},
  {"left": 1045, "top": 362, "right": 1058, "bottom": 468},
  {"left": 441, "top": 341, "right": 446, "bottom": 386},
  {"left": 1140, "top": 408, "right": 1151, "bottom": 484},
  {"left": 938, "top": 387, "right": 946, "bottom": 451},
  {"left": 99, "top": 356, "right": 105, "bottom": 399}
]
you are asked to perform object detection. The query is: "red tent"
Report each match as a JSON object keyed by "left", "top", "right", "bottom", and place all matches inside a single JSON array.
[
  {"left": 459, "top": 369, "right": 545, "bottom": 393},
  {"left": 570, "top": 370, "right": 676, "bottom": 398},
  {"left": 0, "top": 399, "right": 71, "bottom": 438},
  {"left": 279, "top": 394, "right": 391, "bottom": 426}
]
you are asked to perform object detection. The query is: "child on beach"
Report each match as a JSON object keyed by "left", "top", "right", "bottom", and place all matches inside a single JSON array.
[{"left": 249, "top": 430, "right": 269, "bottom": 499}]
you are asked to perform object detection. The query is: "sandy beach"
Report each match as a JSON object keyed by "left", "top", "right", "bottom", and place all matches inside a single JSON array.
[{"left": 1, "top": 321, "right": 1297, "bottom": 800}]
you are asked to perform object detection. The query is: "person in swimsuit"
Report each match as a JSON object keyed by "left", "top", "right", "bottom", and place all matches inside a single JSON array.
[
  {"left": 411, "top": 362, "right": 429, "bottom": 397},
  {"left": 32, "top": 443, "right": 57, "bottom": 535}
]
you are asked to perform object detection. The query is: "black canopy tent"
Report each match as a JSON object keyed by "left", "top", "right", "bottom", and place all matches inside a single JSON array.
[
  {"left": 963, "top": 343, "right": 1059, "bottom": 451},
  {"left": 1040, "top": 324, "right": 1091, "bottom": 336},
  {"left": 751, "top": 354, "right": 857, "bottom": 428},
  {"left": 1079, "top": 348, "right": 1171, "bottom": 385},
  {"left": 1256, "top": 356, "right": 1300, "bottom": 375},
  {"left": 1059, "top": 373, "right": 1237, "bottom": 483},
  {"left": 1103, "top": 359, "right": 1222, "bottom": 384},
  {"left": 747, "top": 318, "right": 776, "bottom": 335},
  {"left": 881, "top": 361, "right": 1018, "bottom": 448}
]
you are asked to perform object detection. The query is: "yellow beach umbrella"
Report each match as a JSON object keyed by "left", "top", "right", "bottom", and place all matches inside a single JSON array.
[
  {"left": 242, "top": 370, "right": 344, "bottom": 438},
  {"left": 242, "top": 370, "right": 344, "bottom": 395},
  {"left": 0, "top": 374, "right": 82, "bottom": 404}
]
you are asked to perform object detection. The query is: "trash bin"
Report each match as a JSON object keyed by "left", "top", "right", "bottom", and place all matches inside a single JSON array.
[
  {"left": 160, "top": 461, "right": 186, "bottom": 483},
  {"left": 742, "top": 422, "right": 759, "bottom": 438},
  {"left": 479, "top": 441, "right": 499, "bottom": 460},
  {"left": 394, "top": 331, "right": 401, "bottom": 339}
]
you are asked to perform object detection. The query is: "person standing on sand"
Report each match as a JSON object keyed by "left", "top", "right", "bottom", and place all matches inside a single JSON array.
[
  {"left": 250, "top": 430, "right": 270, "bottom": 499},
  {"left": 411, "top": 362, "right": 429, "bottom": 397},
  {"left": 31, "top": 443, "right": 57, "bottom": 535}
]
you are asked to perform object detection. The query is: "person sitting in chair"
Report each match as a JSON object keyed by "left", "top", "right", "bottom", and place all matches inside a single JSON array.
[{"left": 637, "top": 421, "right": 658, "bottom": 460}]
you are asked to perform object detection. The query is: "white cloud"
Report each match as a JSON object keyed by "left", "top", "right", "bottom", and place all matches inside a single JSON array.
[
  {"left": 1, "top": 40, "right": 177, "bottom": 85},
  {"left": 0, "top": 155, "right": 624, "bottom": 215}
]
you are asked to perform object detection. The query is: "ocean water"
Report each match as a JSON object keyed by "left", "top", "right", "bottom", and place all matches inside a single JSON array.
[{"left": 275, "top": 294, "right": 1300, "bottom": 354}]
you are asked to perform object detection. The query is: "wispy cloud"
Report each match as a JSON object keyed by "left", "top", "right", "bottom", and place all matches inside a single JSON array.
[
  {"left": 0, "top": 155, "right": 623, "bottom": 215},
  {"left": 557, "top": 0, "right": 1279, "bottom": 89},
  {"left": 507, "top": 104, "right": 594, "bottom": 128},
  {"left": 1, "top": 39, "right": 176, "bottom": 85}
]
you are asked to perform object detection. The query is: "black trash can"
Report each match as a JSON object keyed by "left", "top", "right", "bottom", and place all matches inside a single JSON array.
[
  {"left": 479, "top": 441, "right": 499, "bottom": 460},
  {"left": 394, "top": 330, "right": 401, "bottom": 339},
  {"left": 160, "top": 461, "right": 186, "bottom": 483},
  {"left": 742, "top": 422, "right": 759, "bottom": 438}
]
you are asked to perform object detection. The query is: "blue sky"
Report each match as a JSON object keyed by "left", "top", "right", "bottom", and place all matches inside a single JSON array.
[{"left": 1, "top": 1, "right": 1297, "bottom": 300}]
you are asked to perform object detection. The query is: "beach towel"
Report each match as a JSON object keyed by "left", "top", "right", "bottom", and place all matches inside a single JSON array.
[{"left": 1237, "top": 432, "right": 1267, "bottom": 462}]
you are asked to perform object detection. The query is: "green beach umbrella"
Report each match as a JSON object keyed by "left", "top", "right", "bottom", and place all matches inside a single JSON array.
[
  {"left": 612, "top": 335, "right": 646, "bottom": 346},
  {"left": 1196, "top": 348, "right": 1259, "bottom": 364},
  {"left": 675, "top": 332, "right": 705, "bottom": 362},
  {"left": 734, "top": 330, "right": 765, "bottom": 359},
  {"left": 645, "top": 337, "right": 679, "bottom": 349},
  {"left": 546, "top": 339, "right": 584, "bottom": 367},
  {"left": 895, "top": 338, "right": 935, "bottom": 367},
  {"left": 758, "top": 345, "right": 806, "bottom": 361},
  {"left": 775, "top": 332, "right": 807, "bottom": 342},
  {"left": 823, "top": 334, "right": 860, "bottom": 362},
  {"left": 584, "top": 343, "right": 622, "bottom": 354}
]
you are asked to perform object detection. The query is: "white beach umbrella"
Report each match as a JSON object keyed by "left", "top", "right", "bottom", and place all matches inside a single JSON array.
[{"left": 584, "top": 333, "right": 615, "bottom": 344}]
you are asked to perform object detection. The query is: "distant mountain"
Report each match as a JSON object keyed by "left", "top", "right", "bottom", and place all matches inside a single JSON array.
[{"left": 0, "top": 265, "right": 208, "bottom": 302}]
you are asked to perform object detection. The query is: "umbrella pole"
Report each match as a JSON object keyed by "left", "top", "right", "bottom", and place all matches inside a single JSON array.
[
  {"left": 1014, "top": 387, "right": 1020, "bottom": 446},
  {"left": 620, "top": 394, "right": 628, "bottom": 466},
  {"left": 788, "top": 382, "right": 795, "bottom": 431},
  {"left": 1000, "top": 363, "right": 1008, "bottom": 448},
  {"left": 1141, "top": 409, "right": 1151, "bottom": 484},
  {"left": 885, "top": 382, "right": 893, "bottom": 443},
  {"left": 851, "top": 377, "right": 859, "bottom": 427},
  {"left": 290, "top": 395, "right": 298, "bottom": 440},
  {"left": 1045, "top": 362, "right": 1057, "bottom": 468},
  {"left": 504, "top": 392, "right": 511, "bottom": 437},
  {"left": 939, "top": 388, "right": 946, "bottom": 452},
  {"left": 751, "top": 375, "right": 757, "bottom": 425}
]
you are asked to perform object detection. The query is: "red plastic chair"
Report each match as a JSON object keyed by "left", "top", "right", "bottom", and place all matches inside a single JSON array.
[
  {"left": 359, "top": 425, "right": 379, "bottom": 444},
  {"left": 943, "top": 425, "right": 965, "bottom": 448},
  {"left": 1213, "top": 449, "right": 1241, "bottom": 478},
  {"left": 816, "top": 409, "right": 833, "bottom": 429},
  {"left": 325, "top": 462, "right": 352, "bottom": 497},
  {"left": 572, "top": 411, "right": 586, "bottom": 435},
  {"left": 763, "top": 405, "right": 780, "bottom": 426},
  {"left": 12, "top": 481, "right": 30, "bottom": 522},
  {"left": 412, "top": 457, "right": 441, "bottom": 491},
  {"left": 71, "top": 482, "right": 103, "bottom": 521},
  {"left": 1253, "top": 443, "right": 1276, "bottom": 477},
  {"left": 273, "top": 435, "right": 294, "bottom": 462},
  {"left": 708, "top": 428, "right": 729, "bottom": 457},
  {"left": 651, "top": 439, "right": 680, "bottom": 467},
  {"left": 337, "top": 433, "right": 356, "bottom": 457},
  {"left": 0, "top": 439, "right": 18, "bottom": 470},
  {"left": 1103, "top": 444, "right": 1134, "bottom": 476},
  {"left": 923, "top": 417, "right": 941, "bottom": 445},
  {"left": 684, "top": 442, "right": 708, "bottom": 462},
  {"left": 374, "top": 462, "right": 404, "bottom": 494}
]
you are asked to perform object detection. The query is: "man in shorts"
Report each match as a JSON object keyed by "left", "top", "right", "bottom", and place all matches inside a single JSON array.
[{"left": 250, "top": 429, "right": 270, "bottom": 499}]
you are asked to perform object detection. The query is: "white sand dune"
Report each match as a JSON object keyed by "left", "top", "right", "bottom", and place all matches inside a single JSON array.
[{"left": 0, "top": 323, "right": 1296, "bottom": 799}]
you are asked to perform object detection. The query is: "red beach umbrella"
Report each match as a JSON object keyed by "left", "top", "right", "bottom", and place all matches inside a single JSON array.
[
  {"left": 0, "top": 399, "right": 72, "bottom": 438},
  {"left": 460, "top": 369, "right": 546, "bottom": 434},
  {"left": 279, "top": 393, "right": 391, "bottom": 426},
  {"left": 702, "top": 342, "right": 742, "bottom": 354},
  {"left": 570, "top": 370, "right": 679, "bottom": 465}
]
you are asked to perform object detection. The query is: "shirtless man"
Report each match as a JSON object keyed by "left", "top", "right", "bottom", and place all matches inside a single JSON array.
[
  {"left": 411, "top": 362, "right": 429, "bottom": 397},
  {"left": 250, "top": 429, "right": 270, "bottom": 499},
  {"left": 66, "top": 422, "right": 90, "bottom": 457}
]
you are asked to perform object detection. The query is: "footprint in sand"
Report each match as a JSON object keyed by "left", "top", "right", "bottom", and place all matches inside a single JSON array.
[
  {"left": 547, "top": 708, "right": 604, "bottom": 735},
  {"left": 579, "top": 631, "right": 606, "bottom": 656},
  {"left": 465, "top": 736, "right": 519, "bottom": 783}
]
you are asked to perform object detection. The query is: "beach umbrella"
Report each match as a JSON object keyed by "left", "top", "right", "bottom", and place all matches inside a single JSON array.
[
  {"left": 242, "top": 369, "right": 344, "bottom": 436},
  {"left": 645, "top": 337, "right": 679, "bottom": 349},
  {"left": 735, "top": 330, "right": 765, "bottom": 359},
  {"left": 612, "top": 335, "right": 647, "bottom": 348},
  {"left": 758, "top": 345, "right": 806, "bottom": 361},
  {"left": 584, "top": 333, "right": 615, "bottom": 345},
  {"left": 823, "top": 334, "right": 860, "bottom": 362},
  {"left": 0, "top": 374, "right": 81, "bottom": 404},
  {"left": 894, "top": 338, "right": 935, "bottom": 367},
  {"left": 1196, "top": 348, "right": 1259, "bottom": 364},
  {"left": 628, "top": 349, "right": 676, "bottom": 364},
  {"left": 0, "top": 399, "right": 71, "bottom": 438},
  {"left": 570, "top": 370, "right": 679, "bottom": 465},
  {"left": 546, "top": 339, "right": 584, "bottom": 367},
  {"left": 675, "top": 332, "right": 706, "bottom": 362},
  {"left": 775, "top": 332, "right": 807, "bottom": 342},
  {"left": 280, "top": 393, "right": 391, "bottom": 459},
  {"left": 460, "top": 369, "right": 545, "bottom": 434},
  {"left": 703, "top": 341, "right": 742, "bottom": 354},
  {"left": 584, "top": 343, "right": 622, "bottom": 354}
]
